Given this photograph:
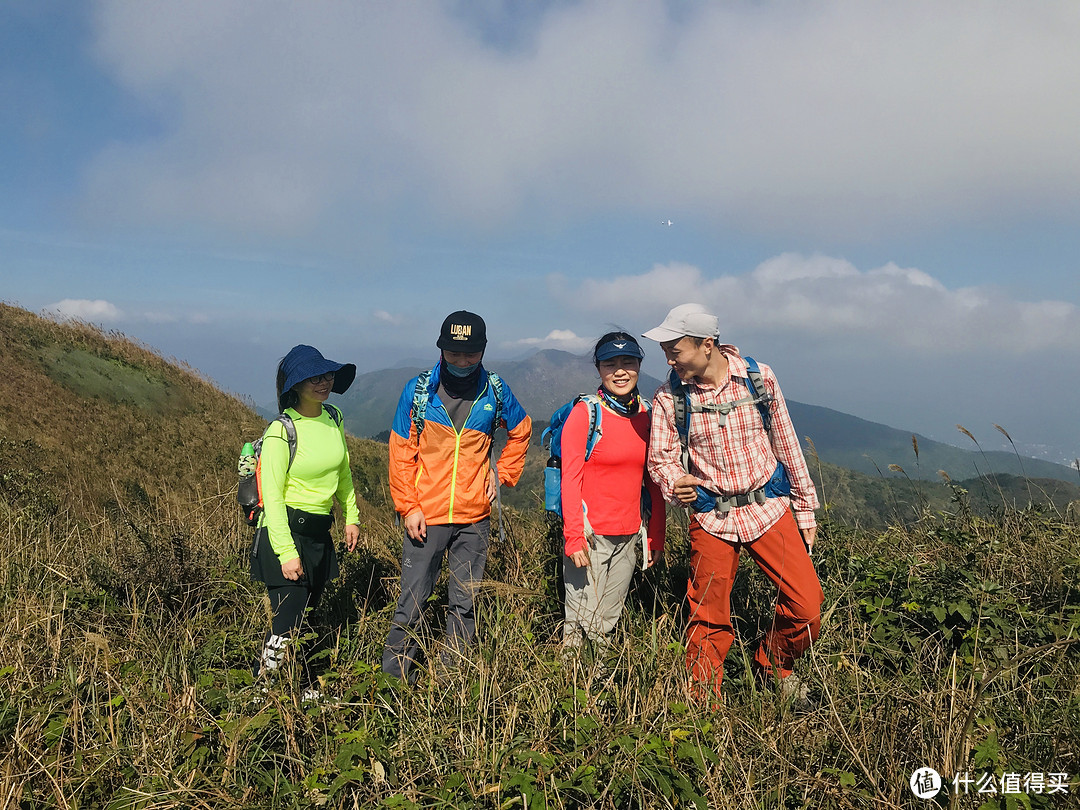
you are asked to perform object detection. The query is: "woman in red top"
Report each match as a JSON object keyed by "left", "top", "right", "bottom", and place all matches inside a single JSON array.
[{"left": 560, "top": 331, "right": 666, "bottom": 646}]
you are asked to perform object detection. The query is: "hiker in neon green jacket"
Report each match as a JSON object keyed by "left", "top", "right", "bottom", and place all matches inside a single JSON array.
[{"left": 250, "top": 344, "right": 361, "bottom": 686}]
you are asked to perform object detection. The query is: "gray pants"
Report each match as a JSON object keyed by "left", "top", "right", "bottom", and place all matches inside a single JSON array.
[
  {"left": 382, "top": 519, "right": 490, "bottom": 682},
  {"left": 562, "top": 525, "right": 642, "bottom": 646}
]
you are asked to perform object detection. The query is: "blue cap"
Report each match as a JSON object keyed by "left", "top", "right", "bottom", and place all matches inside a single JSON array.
[
  {"left": 280, "top": 345, "right": 356, "bottom": 401},
  {"left": 594, "top": 338, "right": 645, "bottom": 363}
]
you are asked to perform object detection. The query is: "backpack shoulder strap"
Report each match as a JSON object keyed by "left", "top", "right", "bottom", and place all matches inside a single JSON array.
[
  {"left": 579, "top": 394, "right": 604, "bottom": 460},
  {"left": 411, "top": 369, "right": 433, "bottom": 438},
  {"left": 323, "top": 402, "right": 343, "bottom": 426},
  {"left": 742, "top": 356, "right": 773, "bottom": 433},
  {"left": 668, "top": 369, "right": 691, "bottom": 472},
  {"left": 487, "top": 371, "right": 505, "bottom": 434},
  {"left": 275, "top": 413, "right": 298, "bottom": 472}
]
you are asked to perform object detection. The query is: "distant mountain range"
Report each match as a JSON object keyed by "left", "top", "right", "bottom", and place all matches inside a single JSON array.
[
  {"left": 2, "top": 298, "right": 1070, "bottom": 532},
  {"left": 300, "top": 349, "right": 1078, "bottom": 485}
]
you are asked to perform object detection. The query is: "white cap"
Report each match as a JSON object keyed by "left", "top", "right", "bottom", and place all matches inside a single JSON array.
[{"left": 641, "top": 303, "right": 719, "bottom": 343}]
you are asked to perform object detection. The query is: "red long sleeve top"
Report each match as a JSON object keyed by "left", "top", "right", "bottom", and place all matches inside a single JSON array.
[{"left": 559, "top": 399, "right": 666, "bottom": 558}]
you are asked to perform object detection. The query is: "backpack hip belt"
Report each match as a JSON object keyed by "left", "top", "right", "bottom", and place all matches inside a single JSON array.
[{"left": 701, "top": 486, "right": 770, "bottom": 514}]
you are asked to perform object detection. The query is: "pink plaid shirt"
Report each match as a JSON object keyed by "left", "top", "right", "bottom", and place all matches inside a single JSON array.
[{"left": 647, "top": 347, "right": 818, "bottom": 543}]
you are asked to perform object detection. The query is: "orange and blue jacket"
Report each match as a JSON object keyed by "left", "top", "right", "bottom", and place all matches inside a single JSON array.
[{"left": 388, "top": 363, "right": 532, "bottom": 525}]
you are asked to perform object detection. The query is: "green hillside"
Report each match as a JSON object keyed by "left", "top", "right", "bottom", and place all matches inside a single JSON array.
[
  {"left": 2, "top": 303, "right": 1078, "bottom": 809},
  {"left": 788, "top": 401, "right": 1078, "bottom": 482}
]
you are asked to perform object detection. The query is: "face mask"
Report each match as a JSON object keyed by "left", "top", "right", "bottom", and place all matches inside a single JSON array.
[{"left": 445, "top": 362, "right": 479, "bottom": 378}]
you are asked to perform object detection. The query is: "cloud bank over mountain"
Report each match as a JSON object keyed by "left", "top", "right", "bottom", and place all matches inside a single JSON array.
[{"left": 552, "top": 254, "right": 1080, "bottom": 354}]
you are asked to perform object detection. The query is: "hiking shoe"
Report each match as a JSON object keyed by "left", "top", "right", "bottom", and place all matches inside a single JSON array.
[
  {"left": 301, "top": 686, "right": 339, "bottom": 705},
  {"left": 778, "top": 673, "right": 809, "bottom": 708},
  {"left": 247, "top": 684, "right": 270, "bottom": 707}
]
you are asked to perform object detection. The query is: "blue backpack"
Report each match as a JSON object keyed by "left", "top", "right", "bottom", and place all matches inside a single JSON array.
[
  {"left": 541, "top": 394, "right": 604, "bottom": 517},
  {"left": 669, "top": 356, "right": 791, "bottom": 510}
]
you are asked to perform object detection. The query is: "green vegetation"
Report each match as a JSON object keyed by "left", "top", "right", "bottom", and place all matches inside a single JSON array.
[{"left": 1, "top": 304, "right": 1078, "bottom": 808}]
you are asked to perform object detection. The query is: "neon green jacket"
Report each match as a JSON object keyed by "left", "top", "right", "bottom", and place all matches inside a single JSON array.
[{"left": 258, "top": 405, "right": 360, "bottom": 563}]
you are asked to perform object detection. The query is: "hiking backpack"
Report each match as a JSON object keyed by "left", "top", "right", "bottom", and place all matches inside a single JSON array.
[
  {"left": 541, "top": 394, "right": 654, "bottom": 518},
  {"left": 541, "top": 394, "right": 604, "bottom": 517},
  {"left": 669, "top": 356, "right": 791, "bottom": 501},
  {"left": 410, "top": 368, "right": 505, "bottom": 438},
  {"left": 237, "top": 403, "right": 343, "bottom": 526}
]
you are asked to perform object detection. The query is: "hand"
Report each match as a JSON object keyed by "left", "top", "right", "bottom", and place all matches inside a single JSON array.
[
  {"left": 647, "top": 548, "right": 664, "bottom": 568},
  {"left": 486, "top": 472, "right": 499, "bottom": 502},
  {"left": 800, "top": 525, "right": 817, "bottom": 555},
  {"left": 569, "top": 549, "right": 590, "bottom": 569},
  {"left": 280, "top": 557, "right": 304, "bottom": 581},
  {"left": 404, "top": 511, "right": 427, "bottom": 542},
  {"left": 672, "top": 474, "right": 705, "bottom": 505},
  {"left": 343, "top": 523, "right": 360, "bottom": 552}
]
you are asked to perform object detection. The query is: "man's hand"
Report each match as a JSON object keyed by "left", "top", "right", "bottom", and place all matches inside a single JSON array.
[
  {"left": 800, "top": 525, "right": 817, "bottom": 555},
  {"left": 646, "top": 548, "right": 664, "bottom": 568},
  {"left": 404, "top": 511, "right": 427, "bottom": 542},
  {"left": 486, "top": 471, "right": 499, "bottom": 502},
  {"left": 343, "top": 523, "right": 360, "bottom": 552},
  {"left": 569, "top": 549, "right": 590, "bottom": 569},
  {"left": 280, "top": 557, "right": 304, "bottom": 581},
  {"left": 672, "top": 474, "right": 705, "bottom": 505}
]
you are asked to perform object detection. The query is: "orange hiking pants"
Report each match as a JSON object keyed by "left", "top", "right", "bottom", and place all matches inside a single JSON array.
[{"left": 686, "top": 510, "right": 823, "bottom": 694}]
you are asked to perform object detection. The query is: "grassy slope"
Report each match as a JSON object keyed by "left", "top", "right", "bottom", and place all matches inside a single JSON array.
[{"left": 1, "top": 303, "right": 1079, "bottom": 808}]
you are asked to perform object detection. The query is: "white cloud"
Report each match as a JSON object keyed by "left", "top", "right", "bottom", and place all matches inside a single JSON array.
[
  {"left": 82, "top": 0, "right": 1080, "bottom": 238},
  {"left": 510, "top": 329, "right": 592, "bottom": 352},
  {"left": 558, "top": 253, "right": 1080, "bottom": 354},
  {"left": 45, "top": 298, "right": 124, "bottom": 322},
  {"left": 373, "top": 310, "right": 407, "bottom": 326}
]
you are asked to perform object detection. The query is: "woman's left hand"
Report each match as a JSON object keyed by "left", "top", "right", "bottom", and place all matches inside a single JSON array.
[
  {"left": 344, "top": 523, "right": 360, "bottom": 552},
  {"left": 569, "top": 549, "right": 590, "bottom": 569},
  {"left": 647, "top": 548, "right": 664, "bottom": 568}
]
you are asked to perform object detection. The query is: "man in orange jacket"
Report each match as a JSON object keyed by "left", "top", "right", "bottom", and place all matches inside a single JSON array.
[{"left": 382, "top": 311, "right": 532, "bottom": 682}]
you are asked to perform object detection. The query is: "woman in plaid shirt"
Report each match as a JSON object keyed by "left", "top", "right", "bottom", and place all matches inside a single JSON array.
[{"left": 644, "top": 304, "right": 823, "bottom": 701}]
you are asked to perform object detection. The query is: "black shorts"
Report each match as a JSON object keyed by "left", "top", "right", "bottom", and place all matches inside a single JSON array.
[{"left": 249, "top": 507, "right": 339, "bottom": 602}]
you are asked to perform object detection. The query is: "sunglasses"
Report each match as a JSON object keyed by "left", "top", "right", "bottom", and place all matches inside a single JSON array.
[{"left": 308, "top": 372, "right": 336, "bottom": 384}]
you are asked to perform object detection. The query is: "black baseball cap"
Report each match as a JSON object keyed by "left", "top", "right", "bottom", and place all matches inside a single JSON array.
[{"left": 436, "top": 310, "right": 487, "bottom": 353}]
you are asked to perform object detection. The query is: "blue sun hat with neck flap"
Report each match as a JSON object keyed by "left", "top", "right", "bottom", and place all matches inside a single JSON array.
[{"left": 280, "top": 345, "right": 356, "bottom": 402}]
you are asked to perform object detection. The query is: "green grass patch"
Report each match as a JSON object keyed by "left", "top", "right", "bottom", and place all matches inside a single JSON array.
[{"left": 37, "top": 345, "right": 194, "bottom": 414}]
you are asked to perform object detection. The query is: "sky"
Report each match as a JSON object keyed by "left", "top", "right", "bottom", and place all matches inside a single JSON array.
[{"left": 3, "top": 0, "right": 1080, "bottom": 465}]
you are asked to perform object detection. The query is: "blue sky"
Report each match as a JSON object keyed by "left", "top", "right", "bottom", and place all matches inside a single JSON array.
[{"left": 4, "top": 0, "right": 1080, "bottom": 465}]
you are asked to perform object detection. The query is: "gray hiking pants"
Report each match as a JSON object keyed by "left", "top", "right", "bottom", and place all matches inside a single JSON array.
[
  {"left": 562, "top": 524, "right": 642, "bottom": 646},
  {"left": 381, "top": 519, "right": 490, "bottom": 682}
]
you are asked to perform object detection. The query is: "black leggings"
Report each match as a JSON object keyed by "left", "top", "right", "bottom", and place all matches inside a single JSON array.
[
  {"left": 252, "top": 509, "right": 337, "bottom": 680},
  {"left": 254, "top": 584, "right": 314, "bottom": 680},
  {"left": 268, "top": 584, "right": 311, "bottom": 637}
]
